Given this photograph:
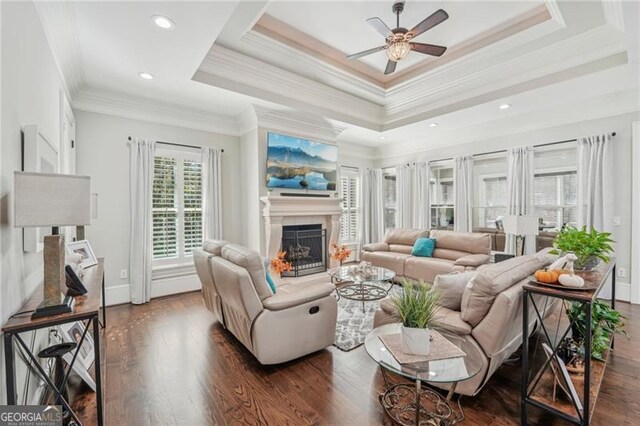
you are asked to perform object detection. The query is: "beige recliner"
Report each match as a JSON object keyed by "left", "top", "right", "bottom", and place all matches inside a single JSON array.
[
  {"left": 194, "top": 240, "right": 338, "bottom": 365},
  {"left": 373, "top": 250, "right": 558, "bottom": 396}
]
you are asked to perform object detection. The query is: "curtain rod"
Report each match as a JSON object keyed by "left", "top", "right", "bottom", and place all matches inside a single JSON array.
[
  {"left": 127, "top": 136, "right": 224, "bottom": 152},
  {"left": 427, "top": 132, "right": 616, "bottom": 164}
]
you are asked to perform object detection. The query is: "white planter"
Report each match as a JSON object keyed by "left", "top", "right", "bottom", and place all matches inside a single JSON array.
[{"left": 402, "top": 326, "right": 431, "bottom": 355}]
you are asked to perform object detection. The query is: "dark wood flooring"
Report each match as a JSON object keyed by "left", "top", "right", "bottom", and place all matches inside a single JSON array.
[{"left": 73, "top": 291, "right": 640, "bottom": 425}]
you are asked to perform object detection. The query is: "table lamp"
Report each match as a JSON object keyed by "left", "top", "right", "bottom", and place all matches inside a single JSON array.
[
  {"left": 503, "top": 214, "right": 539, "bottom": 256},
  {"left": 14, "top": 172, "right": 91, "bottom": 318}
]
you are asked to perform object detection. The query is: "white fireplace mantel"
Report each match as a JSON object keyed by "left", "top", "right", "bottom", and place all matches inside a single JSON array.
[{"left": 260, "top": 195, "right": 343, "bottom": 268}]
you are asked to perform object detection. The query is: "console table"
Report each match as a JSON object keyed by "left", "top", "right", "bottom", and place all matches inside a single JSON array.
[
  {"left": 2, "top": 258, "right": 106, "bottom": 426},
  {"left": 521, "top": 260, "right": 615, "bottom": 425}
]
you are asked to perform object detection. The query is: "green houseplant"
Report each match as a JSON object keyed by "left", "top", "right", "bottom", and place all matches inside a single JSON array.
[
  {"left": 549, "top": 226, "right": 614, "bottom": 270},
  {"left": 391, "top": 282, "right": 440, "bottom": 355},
  {"left": 566, "top": 300, "right": 626, "bottom": 361}
]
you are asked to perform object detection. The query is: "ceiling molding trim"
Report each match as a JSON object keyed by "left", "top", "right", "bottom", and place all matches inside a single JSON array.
[
  {"left": 338, "top": 141, "right": 378, "bottom": 161},
  {"left": 544, "top": 0, "right": 567, "bottom": 29},
  {"left": 34, "top": 1, "right": 85, "bottom": 97},
  {"left": 72, "top": 88, "right": 241, "bottom": 136},
  {"left": 195, "top": 45, "right": 384, "bottom": 130},
  {"left": 384, "top": 25, "right": 628, "bottom": 125},
  {"left": 253, "top": 105, "right": 347, "bottom": 142},
  {"left": 232, "top": 30, "right": 386, "bottom": 103},
  {"left": 601, "top": 0, "right": 625, "bottom": 32},
  {"left": 238, "top": 107, "right": 258, "bottom": 136}
]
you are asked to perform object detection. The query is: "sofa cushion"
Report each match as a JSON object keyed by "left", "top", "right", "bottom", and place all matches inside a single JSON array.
[
  {"left": 384, "top": 228, "right": 429, "bottom": 246},
  {"left": 430, "top": 230, "right": 491, "bottom": 255},
  {"left": 389, "top": 244, "right": 413, "bottom": 254},
  {"left": 221, "top": 244, "right": 272, "bottom": 301},
  {"left": 404, "top": 257, "right": 455, "bottom": 283},
  {"left": 378, "top": 298, "right": 471, "bottom": 335},
  {"left": 411, "top": 238, "right": 436, "bottom": 257},
  {"left": 202, "top": 240, "right": 228, "bottom": 255},
  {"left": 361, "top": 251, "right": 411, "bottom": 277},
  {"left": 433, "top": 271, "right": 479, "bottom": 311},
  {"left": 432, "top": 248, "right": 470, "bottom": 261},
  {"left": 460, "top": 254, "right": 547, "bottom": 326}
]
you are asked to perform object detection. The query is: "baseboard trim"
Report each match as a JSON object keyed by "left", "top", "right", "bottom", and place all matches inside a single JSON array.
[
  {"left": 104, "top": 274, "right": 202, "bottom": 306},
  {"left": 616, "top": 282, "right": 631, "bottom": 302}
]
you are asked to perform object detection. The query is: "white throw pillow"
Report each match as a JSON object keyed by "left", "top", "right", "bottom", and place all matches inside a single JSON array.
[{"left": 432, "top": 271, "right": 479, "bottom": 311}]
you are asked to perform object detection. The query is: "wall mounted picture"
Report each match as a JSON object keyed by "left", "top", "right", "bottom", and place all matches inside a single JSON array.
[{"left": 66, "top": 240, "right": 98, "bottom": 269}]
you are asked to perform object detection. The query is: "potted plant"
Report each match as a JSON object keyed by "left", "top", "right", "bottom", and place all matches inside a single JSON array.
[
  {"left": 549, "top": 226, "right": 614, "bottom": 270},
  {"left": 391, "top": 282, "right": 440, "bottom": 355},
  {"left": 566, "top": 300, "right": 627, "bottom": 361}
]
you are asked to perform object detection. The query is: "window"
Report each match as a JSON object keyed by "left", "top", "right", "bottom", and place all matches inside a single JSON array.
[
  {"left": 534, "top": 171, "right": 577, "bottom": 229},
  {"left": 383, "top": 168, "right": 397, "bottom": 231},
  {"left": 472, "top": 155, "right": 508, "bottom": 229},
  {"left": 152, "top": 148, "right": 203, "bottom": 265},
  {"left": 340, "top": 167, "right": 359, "bottom": 243},
  {"left": 429, "top": 162, "right": 454, "bottom": 229}
]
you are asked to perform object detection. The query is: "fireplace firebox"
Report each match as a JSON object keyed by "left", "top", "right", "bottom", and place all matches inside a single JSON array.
[{"left": 281, "top": 224, "right": 327, "bottom": 277}]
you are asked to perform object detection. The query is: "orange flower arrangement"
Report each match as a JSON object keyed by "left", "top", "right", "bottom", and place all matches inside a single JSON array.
[
  {"left": 331, "top": 244, "right": 352, "bottom": 265},
  {"left": 270, "top": 251, "right": 292, "bottom": 276}
]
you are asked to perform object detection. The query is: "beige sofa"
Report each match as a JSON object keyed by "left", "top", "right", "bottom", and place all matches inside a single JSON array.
[
  {"left": 194, "top": 240, "right": 337, "bottom": 365},
  {"left": 373, "top": 250, "right": 557, "bottom": 396},
  {"left": 361, "top": 229, "right": 492, "bottom": 283}
]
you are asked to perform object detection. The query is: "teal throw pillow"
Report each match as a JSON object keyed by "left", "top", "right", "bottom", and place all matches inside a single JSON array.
[
  {"left": 265, "top": 271, "right": 277, "bottom": 294},
  {"left": 412, "top": 238, "right": 436, "bottom": 257}
]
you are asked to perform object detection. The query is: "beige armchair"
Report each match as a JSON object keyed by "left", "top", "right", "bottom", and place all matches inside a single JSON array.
[{"left": 194, "top": 241, "right": 337, "bottom": 365}]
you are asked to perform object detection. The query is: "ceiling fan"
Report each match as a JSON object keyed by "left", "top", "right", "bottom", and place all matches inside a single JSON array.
[{"left": 347, "top": 1, "right": 449, "bottom": 75}]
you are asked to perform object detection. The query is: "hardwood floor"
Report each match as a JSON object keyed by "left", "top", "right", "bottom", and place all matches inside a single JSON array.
[{"left": 74, "top": 291, "right": 639, "bottom": 425}]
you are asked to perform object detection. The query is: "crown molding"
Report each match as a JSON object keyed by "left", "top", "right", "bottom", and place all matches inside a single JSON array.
[
  {"left": 251, "top": 105, "right": 347, "bottom": 142},
  {"left": 34, "top": 1, "right": 85, "bottom": 97},
  {"left": 194, "top": 45, "right": 384, "bottom": 131},
  {"left": 72, "top": 88, "right": 241, "bottom": 136},
  {"left": 338, "top": 141, "right": 378, "bottom": 161},
  {"left": 601, "top": 0, "right": 625, "bottom": 33}
]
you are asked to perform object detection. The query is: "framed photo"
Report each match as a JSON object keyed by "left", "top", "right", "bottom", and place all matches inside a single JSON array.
[
  {"left": 67, "top": 240, "right": 98, "bottom": 268},
  {"left": 542, "top": 343, "right": 583, "bottom": 412},
  {"left": 57, "top": 322, "right": 96, "bottom": 392}
]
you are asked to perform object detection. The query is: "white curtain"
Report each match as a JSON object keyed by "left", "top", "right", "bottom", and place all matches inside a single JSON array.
[
  {"left": 129, "top": 138, "right": 156, "bottom": 304},
  {"left": 396, "top": 163, "right": 413, "bottom": 228},
  {"left": 577, "top": 133, "right": 614, "bottom": 297},
  {"left": 454, "top": 156, "right": 473, "bottom": 232},
  {"left": 201, "top": 147, "right": 223, "bottom": 240},
  {"left": 505, "top": 146, "right": 535, "bottom": 255},
  {"left": 396, "top": 162, "right": 431, "bottom": 229},
  {"left": 413, "top": 162, "right": 430, "bottom": 229},
  {"left": 359, "top": 168, "right": 384, "bottom": 246}
]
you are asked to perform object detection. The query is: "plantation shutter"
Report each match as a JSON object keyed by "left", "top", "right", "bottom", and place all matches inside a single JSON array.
[
  {"left": 340, "top": 168, "right": 359, "bottom": 242},
  {"left": 153, "top": 156, "right": 178, "bottom": 259},
  {"left": 183, "top": 160, "right": 203, "bottom": 255}
]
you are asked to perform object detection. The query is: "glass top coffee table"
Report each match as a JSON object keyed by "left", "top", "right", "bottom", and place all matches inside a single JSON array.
[
  {"left": 365, "top": 323, "right": 484, "bottom": 425},
  {"left": 328, "top": 264, "right": 396, "bottom": 313}
]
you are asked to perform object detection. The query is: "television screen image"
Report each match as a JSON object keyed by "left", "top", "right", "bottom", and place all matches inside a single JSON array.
[{"left": 266, "top": 132, "right": 337, "bottom": 191}]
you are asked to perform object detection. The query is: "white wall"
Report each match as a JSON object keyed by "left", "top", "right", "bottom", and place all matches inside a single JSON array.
[
  {"left": 74, "top": 110, "right": 243, "bottom": 305},
  {"left": 375, "top": 112, "right": 639, "bottom": 301},
  {"left": 0, "top": 1, "right": 70, "bottom": 404}
]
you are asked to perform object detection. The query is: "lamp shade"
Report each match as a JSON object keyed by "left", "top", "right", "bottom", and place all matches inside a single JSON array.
[
  {"left": 503, "top": 215, "right": 539, "bottom": 236},
  {"left": 14, "top": 172, "right": 91, "bottom": 227}
]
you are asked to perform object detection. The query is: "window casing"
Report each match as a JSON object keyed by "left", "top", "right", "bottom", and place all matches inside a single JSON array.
[
  {"left": 383, "top": 168, "right": 397, "bottom": 231},
  {"left": 340, "top": 167, "right": 359, "bottom": 243},
  {"left": 152, "top": 148, "right": 203, "bottom": 266},
  {"left": 430, "top": 163, "right": 454, "bottom": 229}
]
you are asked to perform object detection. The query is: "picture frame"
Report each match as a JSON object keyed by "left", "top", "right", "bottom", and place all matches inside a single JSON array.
[
  {"left": 542, "top": 343, "right": 583, "bottom": 413},
  {"left": 66, "top": 240, "right": 98, "bottom": 269},
  {"left": 57, "top": 321, "right": 96, "bottom": 392}
]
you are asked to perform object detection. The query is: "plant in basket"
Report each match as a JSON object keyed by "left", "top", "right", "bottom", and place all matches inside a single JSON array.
[
  {"left": 270, "top": 251, "right": 292, "bottom": 276},
  {"left": 330, "top": 243, "right": 352, "bottom": 265}
]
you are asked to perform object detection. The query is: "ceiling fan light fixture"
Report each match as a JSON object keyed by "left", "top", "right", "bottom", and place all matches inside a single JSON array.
[{"left": 386, "top": 40, "right": 411, "bottom": 61}]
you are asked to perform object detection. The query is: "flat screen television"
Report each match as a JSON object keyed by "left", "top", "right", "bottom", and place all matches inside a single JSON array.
[{"left": 266, "top": 132, "right": 337, "bottom": 191}]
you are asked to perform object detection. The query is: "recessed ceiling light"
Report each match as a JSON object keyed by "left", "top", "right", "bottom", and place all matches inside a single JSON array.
[
  {"left": 380, "top": 135, "right": 387, "bottom": 140},
  {"left": 138, "top": 72, "right": 154, "bottom": 80},
  {"left": 429, "top": 122, "right": 439, "bottom": 127},
  {"left": 152, "top": 15, "right": 175, "bottom": 30},
  {"left": 499, "top": 103, "right": 511, "bottom": 110}
]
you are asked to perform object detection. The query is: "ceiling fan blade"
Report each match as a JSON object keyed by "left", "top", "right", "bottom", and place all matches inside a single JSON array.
[
  {"left": 366, "top": 17, "right": 393, "bottom": 38},
  {"left": 410, "top": 42, "right": 447, "bottom": 57},
  {"left": 347, "top": 45, "right": 387, "bottom": 60},
  {"left": 384, "top": 60, "right": 397, "bottom": 75},
  {"left": 409, "top": 9, "right": 449, "bottom": 38}
]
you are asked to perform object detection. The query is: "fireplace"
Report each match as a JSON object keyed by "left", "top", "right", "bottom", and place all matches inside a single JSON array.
[{"left": 281, "top": 224, "right": 327, "bottom": 277}]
